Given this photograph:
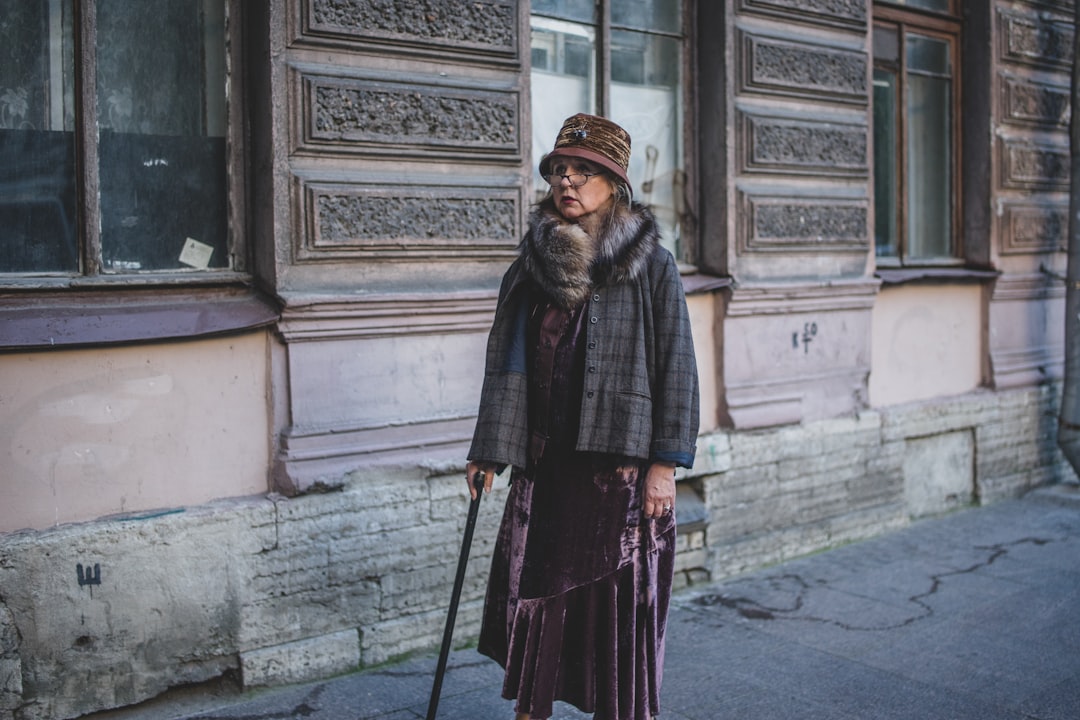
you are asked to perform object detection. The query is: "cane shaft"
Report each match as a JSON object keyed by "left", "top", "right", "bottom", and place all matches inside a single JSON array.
[{"left": 425, "top": 472, "right": 485, "bottom": 720}]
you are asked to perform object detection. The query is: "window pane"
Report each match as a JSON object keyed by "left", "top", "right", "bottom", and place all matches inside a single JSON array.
[
  {"left": 893, "top": 0, "right": 950, "bottom": 12},
  {"left": 0, "top": 0, "right": 78, "bottom": 273},
  {"left": 611, "top": 30, "right": 683, "bottom": 256},
  {"left": 906, "top": 34, "right": 950, "bottom": 76},
  {"left": 97, "top": 0, "right": 228, "bottom": 272},
  {"left": 531, "top": 18, "right": 596, "bottom": 203},
  {"left": 531, "top": 0, "right": 595, "bottom": 23},
  {"left": 873, "top": 24, "right": 899, "bottom": 65},
  {"left": 873, "top": 69, "right": 898, "bottom": 258},
  {"left": 612, "top": 0, "right": 680, "bottom": 34},
  {"left": 906, "top": 37, "right": 952, "bottom": 259}
]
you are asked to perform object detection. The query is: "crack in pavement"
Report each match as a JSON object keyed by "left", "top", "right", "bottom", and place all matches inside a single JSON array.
[{"left": 687, "top": 537, "right": 1052, "bottom": 632}]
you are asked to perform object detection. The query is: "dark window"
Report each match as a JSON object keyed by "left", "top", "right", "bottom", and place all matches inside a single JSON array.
[{"left": 0, "top": 0, "right": 232, "bottom": 279}]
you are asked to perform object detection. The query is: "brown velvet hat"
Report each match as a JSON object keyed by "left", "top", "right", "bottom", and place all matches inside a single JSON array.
[{"left": 539, "top": 113, "right": 632, "bottom": 190}]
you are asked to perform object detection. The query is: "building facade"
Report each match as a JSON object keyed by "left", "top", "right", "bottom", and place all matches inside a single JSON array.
[{"left": 0, "top": 1, "right": 1074, "bottom": 717}]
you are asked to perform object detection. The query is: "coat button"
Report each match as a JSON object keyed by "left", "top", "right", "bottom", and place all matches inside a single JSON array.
[
  {"left": 587, "top": 391, "right": 595, "bottom": 398},
  {"left": 590, "top": 317, "right": 598, "bottom": 324},
  {"left": 593, "top": 293, "right": 601, "bottom": 301},
  {"left": 588, "top": 366, "right": 596, "bottom": 373},
  {"left": 588, "top": 341, "right": 597, "bottom": 349}
]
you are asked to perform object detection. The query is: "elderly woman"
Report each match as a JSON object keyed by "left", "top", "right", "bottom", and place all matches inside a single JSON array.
[{"left": 466, "top": 113, "right": 699, "bottom": 720}]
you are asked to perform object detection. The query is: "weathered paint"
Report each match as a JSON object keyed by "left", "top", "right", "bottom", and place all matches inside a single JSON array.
[{"left": 0, "top": 333, "right": 271, "bottom": 533}]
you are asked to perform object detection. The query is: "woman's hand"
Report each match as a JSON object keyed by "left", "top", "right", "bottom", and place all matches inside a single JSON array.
[
  {"left": 643, "top": 461, "right": 676, "bottom": 519},
  {"left": 466, "top": 461, "right": 497, "bottom": 500}
]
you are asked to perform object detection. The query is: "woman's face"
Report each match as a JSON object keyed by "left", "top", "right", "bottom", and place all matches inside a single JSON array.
[{"left": 547, "top": 156, "right": 615, "bottom": 223}]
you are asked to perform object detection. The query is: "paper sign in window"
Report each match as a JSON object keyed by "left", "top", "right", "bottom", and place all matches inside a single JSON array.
[{"left": 179, "top": 238, "right": 214, "bottom": 269}]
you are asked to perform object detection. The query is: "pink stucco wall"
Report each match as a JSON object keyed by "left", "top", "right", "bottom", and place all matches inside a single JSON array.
[
  {"left": 869, "top": 284, "right": 984, "bottom": 407},
  {"left": 0, "top": 333, "right": 272, "bottom": 532}
]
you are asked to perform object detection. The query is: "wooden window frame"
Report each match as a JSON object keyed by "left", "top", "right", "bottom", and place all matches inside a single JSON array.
[
  {"left": 873, "top": 2, "right": 963, "bottom": 268},
  {"left": 0, "top": 0, "right": 274, "bottom": 350}
]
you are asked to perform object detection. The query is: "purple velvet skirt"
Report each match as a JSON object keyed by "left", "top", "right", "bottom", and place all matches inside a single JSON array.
[{"left": 477, "top": 454, "right": 676, "bottom": 719}]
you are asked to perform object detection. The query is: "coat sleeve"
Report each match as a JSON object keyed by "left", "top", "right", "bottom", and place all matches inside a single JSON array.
[
  {"left": 648, "top": 249, "right": 700, "bottom": 468},
  {"left": 467, "top": 261, "right": 530, "bottom": 470}
]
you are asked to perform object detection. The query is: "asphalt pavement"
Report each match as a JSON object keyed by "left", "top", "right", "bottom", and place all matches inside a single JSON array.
[{"left": 86, "top": 484, "right": 1080, "bottom": 720}]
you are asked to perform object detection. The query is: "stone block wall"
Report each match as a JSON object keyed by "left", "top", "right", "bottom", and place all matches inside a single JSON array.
[{"left": 0, "top": 385, "right": 1071, "bottom": 719}]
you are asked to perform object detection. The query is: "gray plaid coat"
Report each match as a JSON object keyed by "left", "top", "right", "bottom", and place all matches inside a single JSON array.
[{"left": 469, "top": 200, "right": 699, "bottom": 471}]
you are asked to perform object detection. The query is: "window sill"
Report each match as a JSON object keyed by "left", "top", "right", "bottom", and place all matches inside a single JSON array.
[
  {"left": 681, "top": 271, "right": 732, "bottom": 295},
  {"left": 875, "top": 267, "right": 1000, "bottom": 286},
  {"left": 0, "top": 285, "right": 279, "bottom": 350}
]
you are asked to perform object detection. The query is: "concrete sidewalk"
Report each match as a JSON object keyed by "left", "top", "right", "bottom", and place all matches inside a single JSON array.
[{"left": 87, "top": 485, "right": 1080, "bottom": 720}]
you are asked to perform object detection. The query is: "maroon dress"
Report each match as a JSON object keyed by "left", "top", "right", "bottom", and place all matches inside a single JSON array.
[{"left": 477, "top": 295, "right": 676, "bottom": 720}]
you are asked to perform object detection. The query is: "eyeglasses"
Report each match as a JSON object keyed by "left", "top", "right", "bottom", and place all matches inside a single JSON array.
[{"left": 541, "top": 172, "right": 603, "bottom": 188}]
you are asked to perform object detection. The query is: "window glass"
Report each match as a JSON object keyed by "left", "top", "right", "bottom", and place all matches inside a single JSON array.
[
  {"left": 872, "top": 68, "right": 898, "bottom": 258},
  {"left": 873, "top": 24, "right": 899, "bottom": 64},
  {"left": 905, "top": 34, "right": 952, "bottom": 259},
  {"left": 97, "top": 0, "right": 228, "bottom": 272},
  {"left": 0, "top": 0, "right": 77, "bottom": 273},
  {"left": 531, "top": 17, "right": 597, "bottom": 203},
  {"left": 530, "top": 1, "right": 685, "bottom": 258},
  {"left": 612, "top": 0, "right": 680, "bottom": 33},
  {"left": 611, "top": 30, "right": 684, "bottom": 257},
  {"left": 0, "top": 0, "right": 228, "bottom": 277},
  {"left": 893, "top": 0, "right": 950, "bottom": 12},
  {"left": 906, "top": 32, "right": 950, "bottom": 75},
  {"left": 531, "top": 0, "right": 596, "bottom": 23}
]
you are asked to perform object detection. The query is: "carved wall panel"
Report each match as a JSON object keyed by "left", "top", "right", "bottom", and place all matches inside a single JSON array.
[
  {"left": 999, "top": 138, "right": 1069, "bottom": 190},
  {"left": 738, "top": 111, "right": 867, "bottom": 177},
  {"left": 294, "top": 69, "right": 521, "bottom": 160},
  {"left": 1000, "top": 203, "right": 1067, "bottom": 255},
  {"left": 296, "top": 177, "right": 520, "bottom": 261},
  {"left": 738, "top": 192, "right": 867, "bottom": 253},
  {"left": 1000, "top": 73, "right": 1070, "bottom": 128},
  {"left": 737, "top": 0, "right": 867, "bottom": 31},
  {"left": 295, "top": 0, "right": 519, "bottom": 62},
  {"left": 740, "top": 31, "right": 867, "bottom": 105},
  {"left": 997, "top": 8, "right": 1073, "bottom": 71}
]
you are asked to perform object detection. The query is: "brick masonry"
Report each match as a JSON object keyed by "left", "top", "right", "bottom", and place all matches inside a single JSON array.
[{"left": 0, "top": 385, "right": 1073, "bottom": 719}]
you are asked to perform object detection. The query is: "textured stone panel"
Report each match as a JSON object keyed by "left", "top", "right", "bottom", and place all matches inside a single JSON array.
[
  {"left": 999, "top": 9, "right": 1073, "bottom": 70},
  {"left": 742, "top": 195, "right": 868, "bottom": 252},
  {"left": 903, "top": 430, "right": 975, "bottom": 518},
  {"left": 0, "top": 604, "right": 20, "bottom": 713},
  {"left": 1001, "top": 74, "right": 1070, "bottom": 127},
  {"left": 743, "top": 32, "right": 867, "bottom": 103},
  {"left": 1001, "top": 203, "right": 1067, "bottom": 255},
  {"left": 299, "top": 181, "right": 519, "bottom": 259},
  {"left": 317, "top": 194, "right": 516, "bottom": 244},
  {"left": 1000, "top": 139, "right": 1069, "bottom": 190},
  {"left": 739, "top": 0, "right": 867, "bottom": 29},
  {"left": 303, "top": 0, "right": 517, "bottom": 57},
  {"left": 301, "top": 73, "right": 520, "bottom": 157},
  {"left": 241, "top": 629, "right": 360, "bottom": 689},
  {"left": 741, "top": 113, "right": 867, "bottom": 176}
]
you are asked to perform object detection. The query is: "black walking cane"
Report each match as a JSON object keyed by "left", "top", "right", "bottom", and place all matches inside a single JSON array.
[{"left": 426, "top": 471, "right": 486, "bottom": 720}]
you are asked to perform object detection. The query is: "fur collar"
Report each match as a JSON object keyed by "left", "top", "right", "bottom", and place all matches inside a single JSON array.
[{"left": 520, "top": 197, "right": 660, "bottom": 309}]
